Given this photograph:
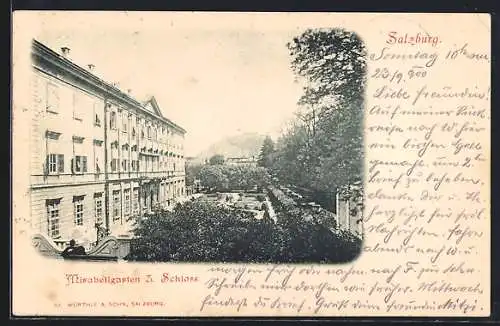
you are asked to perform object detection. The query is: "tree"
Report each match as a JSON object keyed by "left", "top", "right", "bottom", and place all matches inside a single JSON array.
[
  {"left": 126, "top": 200, "right": 361, "bottom": 263},
  {"left": 185, "top": 163, "right": 203, "bottom": 186},
  {"left": 208, "top": 154, "right": 225, "bottom": 165},
  {"left": 126, "top": 201, "right": 283, "bottom": 263},
  {"left": 269, "top": 28, "right": 366, "bottom": 199},
  {"left": 198, "top": 165, "right": 269, "bottom": 192},
  {"left": 286, "top": 28, "right": 366, "bottom": 193},
  {"left": 198, "top": 165, "right": 228, "bottom": 191},
  {"left": 257, "top": 136, "right": 275, "bottom": 168}
]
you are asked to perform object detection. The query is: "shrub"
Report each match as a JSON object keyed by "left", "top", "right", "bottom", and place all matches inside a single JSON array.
[{"left": 127, "top": 199, "right": 361, "bottom": 264}]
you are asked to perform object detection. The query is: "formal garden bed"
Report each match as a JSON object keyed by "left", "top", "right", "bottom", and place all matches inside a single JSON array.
[{"left": 126, "top": 190, "right": 362, "bottom": 263}]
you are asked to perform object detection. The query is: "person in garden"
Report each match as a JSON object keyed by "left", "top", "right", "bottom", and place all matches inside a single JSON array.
[{"left": 61, "top": 239, "right": 86, "bottom": 258}]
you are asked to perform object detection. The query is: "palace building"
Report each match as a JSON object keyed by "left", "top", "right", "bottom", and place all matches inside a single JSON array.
[{"left": 28, "top": 40, "right": 187, "bottom": 249}]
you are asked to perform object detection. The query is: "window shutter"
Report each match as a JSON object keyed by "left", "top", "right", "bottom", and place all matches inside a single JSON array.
[
  {"left": 44, "top": 155, "right": 49, "bottom": 175},
  {"left": 96, "top": 156, "right": 101, "bottom": 173},
  {"left": 83, "top": 156, "right": 87, "bottom": 173},
  {"left": 57, "top": 154, "right": 64, "bottom": 173}
]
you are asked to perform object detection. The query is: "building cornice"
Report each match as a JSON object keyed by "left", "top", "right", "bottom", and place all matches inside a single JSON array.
[{"left": 31, "top": 39, "right": 187, "bottom": 135}]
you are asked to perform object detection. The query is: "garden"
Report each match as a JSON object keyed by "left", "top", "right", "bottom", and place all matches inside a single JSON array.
[{"left": 126, "top": 189, "right": 362, "bottom": 263}]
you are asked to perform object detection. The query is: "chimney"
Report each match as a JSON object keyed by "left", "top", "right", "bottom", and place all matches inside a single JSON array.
[
  {"left": 87, "top": 64, "right": 95, "bottom": 72},
  {"left": 61, "top": 47, "right": 70, "bottom": 58},
  {"left": 127, "top": 89, "right": 132, "bottom": 95},
  {"left": 112, "top": 82, "right": 120, "bottom": 88}
]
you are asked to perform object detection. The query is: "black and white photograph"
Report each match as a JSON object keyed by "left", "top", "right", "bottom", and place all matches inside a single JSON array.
[
  {"left": 23, "top": 13, "right": 366, "bottom": 264},
  {"left": 12, "top": 11, "right": 492, "bottom": 318}
]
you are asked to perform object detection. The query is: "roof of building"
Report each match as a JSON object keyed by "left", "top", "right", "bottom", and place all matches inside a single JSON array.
[{"left": 31, "top": 39, "right": 187, "bottom": 134}]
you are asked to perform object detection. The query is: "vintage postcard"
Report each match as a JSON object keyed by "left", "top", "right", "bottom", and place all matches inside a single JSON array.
[{"left": 11, "top": 11, "right": 490, "bottom": 317}]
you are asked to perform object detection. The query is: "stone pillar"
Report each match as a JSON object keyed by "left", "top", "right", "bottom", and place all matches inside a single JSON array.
[
  {"left": 348, "top": 199, "right": 363, "bottom": 238},
  {"left": 336, "top": 194, "right": 349, "bottom": 230}
]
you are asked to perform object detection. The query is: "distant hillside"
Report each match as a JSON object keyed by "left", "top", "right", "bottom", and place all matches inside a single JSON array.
[{"left": 195, "top": 132, "right": 267, "bottom": 162}]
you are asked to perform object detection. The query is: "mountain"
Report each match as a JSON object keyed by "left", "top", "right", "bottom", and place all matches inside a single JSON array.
[{"left": 194, "top": 132, "right": 267, "bottom": 163}]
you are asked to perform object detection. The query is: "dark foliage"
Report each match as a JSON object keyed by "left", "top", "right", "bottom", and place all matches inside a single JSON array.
[
  {"left": 127, "top": 200, "right": 361, "bottom": 263},
  {"left": 198, "top": 165, "right": 269, "bottom": 192},
  {"left": 208, "top": 154, "right": 225, "bottom": 165},
  {"left": 267, "top": 28, "right": 366, "bottom": 205},
  {"left": 257, "top": 136, "right": 275, "bottom": 168}
]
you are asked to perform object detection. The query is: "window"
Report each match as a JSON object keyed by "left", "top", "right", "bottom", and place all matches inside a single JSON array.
[
  {"left": 124, "top": 189, "right": 131, "bottom": 217},
  {"left": 46, "top": 83, "right": 59, "bottom": 113},
  {"left": 133, "top": 188, "right": 139, "bottom": 213},
  {"left": 111, "top": 158, "right": 118, "bottom": 172},
  {"left": 132, "top": 127, "right": 136, "bottom": 138},
  {"left": 93, "top": 140, "right": 103, "bottom": 174},
  {"left": 110, "top": 111, "right": 117, "bottom": 129},
  {"left": 73, "top": 93, "right": 83, "bottom": 120},
  {"left": 122, "top": 159, "right": 128, "bottom": 172},
  {"left": 73, "top": 196, "right": 84, "bottom": 226},
  {"left": 72, "top": 155, "right": 87, "bottom": 174},
  {"left": 147, "top": 126, "right": 151, "bottom": 139},
  {"left": 122, "top": 114, "right": 128, "bottom": 132},
  {"left": 48, "top": 154, "right": 57, "bottom": 173},
  {"left": 113, "top": 190, "right": 121, "bottom": 221},
  {"left": 94, "top": 193, "right": 103, "bottom": 224},
  {"left": 141, "top": 129, "right": 145, "bottom": 139},
  {"left": 94, "top": 102, "right": 102, "bottom": 127},
  {"left": 110, "top": 141, "right": 118, "bottom": 172},
  {"left": 46, "top": 154, "right": 64, "bottom": 174},
  {"left": 131, "top": 160, "right": 139, "bottom": 172},
  {"left": 46, "top": 199, "right": 61, "bottom": 238}
]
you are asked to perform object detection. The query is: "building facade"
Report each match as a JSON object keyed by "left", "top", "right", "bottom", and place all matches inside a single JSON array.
[
  {"left": 225, "top": 156, "right": 258, "bottom": 167},
  {"left": 29, "top": 40, "right": 187, "bottom": 249}
]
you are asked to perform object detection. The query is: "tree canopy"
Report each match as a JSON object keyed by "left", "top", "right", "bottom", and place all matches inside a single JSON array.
[
  {"left": 126, "top": 200, "right": 361, "bottom": 263},
  {"left": 208, "top": 154, "right": 225, "bottom": 165},
  {"left": 185, "top": 163, "right": 203, "bottom": 186},
  {"left": 268, "top": 28, "right": 366, "bottom": 203},
  {"left": 198, "top": 164, "right": 269, "bottom": 192},
  {"left": 257, "top": 136, "right": 275, "bottom": 168}
]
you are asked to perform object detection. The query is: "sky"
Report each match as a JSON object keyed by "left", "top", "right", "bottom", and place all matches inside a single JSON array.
[{"left": 24, "top": 12, "right": 305, "bottom": 156}]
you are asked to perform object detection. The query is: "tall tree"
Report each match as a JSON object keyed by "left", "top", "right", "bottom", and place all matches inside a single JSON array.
[
  {"left": 257, "top": 136, "right": 275, "bottom": 168},
  {"left": 273, "top": 28, "right": 366, "bottom": 198},
  {"left": 185, "top": 163, "right": 203, "bottom": 186},
  {"left": 198, "top": 165, "right": 228, "bottom": 191}
]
